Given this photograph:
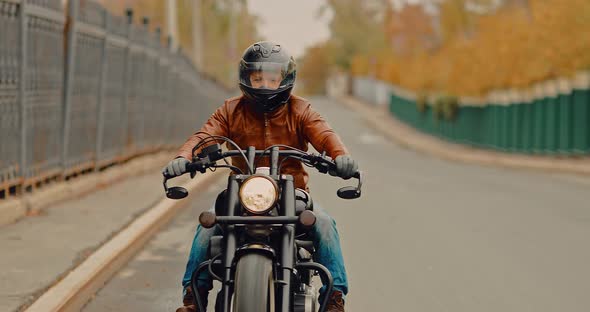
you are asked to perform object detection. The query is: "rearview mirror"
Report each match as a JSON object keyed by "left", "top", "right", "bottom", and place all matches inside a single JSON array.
[
  {"left": 337, "top": 186, "right": 360, "bottom": 199},
  {"left": 166, "top": 186, "right": 188, "bottom": 199}
]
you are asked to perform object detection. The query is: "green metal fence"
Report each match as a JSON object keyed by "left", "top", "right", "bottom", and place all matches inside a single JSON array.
[{"left": 382, "top": 73, "right": 590, "bottom": 155}]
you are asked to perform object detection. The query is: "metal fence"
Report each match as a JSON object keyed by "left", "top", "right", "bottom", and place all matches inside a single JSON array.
[
  {"left": 0, "top": 0, "right": 227, "bottom": 197},
  {"left": 350, "top": 72, "right": 590, "bottom": 155}
]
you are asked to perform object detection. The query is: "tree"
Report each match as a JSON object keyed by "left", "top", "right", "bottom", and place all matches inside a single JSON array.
[
  {"left": 385, "top": 3, "right": 440, "bottom": 55},
  {"left": 320, "top": 0, "right": 389, "bottom": 70},
  {"left": 299, "top": 0, "right": 390, "bottom": 93},
  {"left": 298, "top": 43, "right": 335, "bottom": 95}
]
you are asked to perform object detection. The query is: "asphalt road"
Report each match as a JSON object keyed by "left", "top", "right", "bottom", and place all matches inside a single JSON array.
[{"left": 83, "top": 96, "right": 590, "bottom": 312}]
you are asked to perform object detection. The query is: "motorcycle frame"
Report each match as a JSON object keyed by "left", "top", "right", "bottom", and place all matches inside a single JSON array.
[{"left": 190, "top": 146, "right": 335, "bottom": 312}]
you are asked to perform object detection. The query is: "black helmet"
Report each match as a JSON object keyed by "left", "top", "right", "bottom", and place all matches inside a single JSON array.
[{"left": 239, "top": 41, "right": 296, "bottom": 113}]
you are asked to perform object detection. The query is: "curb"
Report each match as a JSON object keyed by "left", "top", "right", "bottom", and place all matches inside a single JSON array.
[
  {"left": 340, "top": 96, "right": 590, "bottom": 175},
  {"left": 0, "top": 152, "right": 174, "bottom": 227},
  {"left": 23, "top": 170, "right": 226, "bottom": 312},
  {"left": 0, "top": 199, "right": 26, "bottom": 226}
]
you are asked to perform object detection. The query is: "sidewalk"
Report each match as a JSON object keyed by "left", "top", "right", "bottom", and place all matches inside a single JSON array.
[
  {"left": 341, "top": 96, "right": 590, "bottom": 176},
  {"left": 0, "top": 154, "right": 189, "bottom": 312}
]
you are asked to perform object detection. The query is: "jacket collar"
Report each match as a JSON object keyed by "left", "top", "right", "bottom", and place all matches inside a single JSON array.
[{"left": 240, "top": 95, "right": 289, "bottom": 119}]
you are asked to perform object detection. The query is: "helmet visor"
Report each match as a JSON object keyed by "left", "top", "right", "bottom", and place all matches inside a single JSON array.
[{"left": 239, "top": 60, "right": 296, "bottom": 91}]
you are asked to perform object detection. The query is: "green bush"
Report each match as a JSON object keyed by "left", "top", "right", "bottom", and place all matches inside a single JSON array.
[
  {"left": 441, "top": 95, "right": 459, "bottom": 121},
  {"left": 432, "top": 94, "right": 458, "bottom": 122},
  {"left": 416, "top": 94, "right": 428, "bottom": 114},
  {"left": 433, "top": 97, "right": 444, "bottom": 121}
]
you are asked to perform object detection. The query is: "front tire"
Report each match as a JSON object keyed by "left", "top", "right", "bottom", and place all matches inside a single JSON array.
[{"left": 232, "top": 253, "right": 275, "bottom": 312}]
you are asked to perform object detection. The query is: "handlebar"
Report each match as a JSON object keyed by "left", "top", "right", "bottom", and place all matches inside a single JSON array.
[
  {"left": 163, "top": 144, "right": 363, "bottom": 200},
  {"left": 185, "top": 149, "right": 341, "bottom": 173}
]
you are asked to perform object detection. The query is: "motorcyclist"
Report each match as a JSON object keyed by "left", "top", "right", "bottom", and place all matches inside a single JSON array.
[{"left": 164, "top": 41, "right": 358, "bottom": 312}]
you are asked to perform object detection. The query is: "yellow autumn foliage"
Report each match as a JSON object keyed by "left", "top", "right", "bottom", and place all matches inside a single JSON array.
[{"left": 343, "top": 0, "right": 590, "bottom": 96}]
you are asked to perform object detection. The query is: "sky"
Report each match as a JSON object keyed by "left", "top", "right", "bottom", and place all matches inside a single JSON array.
[{"left": 246, "top": 0, "right": 332, "bottom": 59}]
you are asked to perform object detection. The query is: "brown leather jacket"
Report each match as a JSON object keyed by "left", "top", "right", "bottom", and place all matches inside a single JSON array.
[{"left": 176, "top": 94, "right": 349, "bottom": 191}]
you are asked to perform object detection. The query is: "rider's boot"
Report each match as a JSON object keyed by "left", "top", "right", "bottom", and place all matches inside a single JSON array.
[
  {"left": 325, "top": 290, "right": 345, "bottom": 312},
  {"left": 175, "top": 287, "right": 209, "bottom": 312}
]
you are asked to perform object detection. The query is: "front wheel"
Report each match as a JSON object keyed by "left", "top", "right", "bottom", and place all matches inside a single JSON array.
[{"left": 232, "top": 253, "right": 275, "bottom": 312}]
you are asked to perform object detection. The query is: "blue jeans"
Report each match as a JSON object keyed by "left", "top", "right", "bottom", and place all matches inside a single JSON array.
[{"left": 181, "top": 204, "right": 349, "bottom": 302}]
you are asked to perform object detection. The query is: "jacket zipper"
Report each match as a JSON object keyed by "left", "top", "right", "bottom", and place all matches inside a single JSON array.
[{"left": 263, "top": 113, "right": 268, "bottom": 148}]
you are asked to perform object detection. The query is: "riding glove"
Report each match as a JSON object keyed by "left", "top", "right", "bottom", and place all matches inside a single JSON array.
[
  {"left": 163, "top": 157, "right": 190, "bottom": 178},
  {"left": 329, "top": 155, "right": 358, "bottom": 180}
]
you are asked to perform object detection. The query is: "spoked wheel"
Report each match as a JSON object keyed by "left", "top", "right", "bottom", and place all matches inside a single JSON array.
[{"left": 232, "top": 253, "right": 275, "bottom": 312}]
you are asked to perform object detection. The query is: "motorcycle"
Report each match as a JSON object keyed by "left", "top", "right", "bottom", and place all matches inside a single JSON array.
[{"left": 163, "top": 136, "right": 363, "bottom": 312}]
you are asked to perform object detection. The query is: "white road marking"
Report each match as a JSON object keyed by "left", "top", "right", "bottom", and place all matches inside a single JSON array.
[{"left": 358, "top": 132, "right": 386, "bottom": 145}]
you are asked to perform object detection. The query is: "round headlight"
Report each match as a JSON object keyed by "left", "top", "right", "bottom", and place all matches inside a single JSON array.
[{"left": 239, "top": 176, "right": 278, "bottom": 214}]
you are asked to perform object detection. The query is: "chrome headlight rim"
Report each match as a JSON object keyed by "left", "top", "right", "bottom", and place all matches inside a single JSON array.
[{"left": 239, "top": 175, "right": 279, "bottom": 215}]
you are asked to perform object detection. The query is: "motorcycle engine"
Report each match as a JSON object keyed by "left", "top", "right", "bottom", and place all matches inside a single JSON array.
[{"left": 293, "top": 285, "right": 317, "bottom": 312}]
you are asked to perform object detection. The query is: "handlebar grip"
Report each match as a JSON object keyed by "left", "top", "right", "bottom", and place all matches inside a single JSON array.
[
  {"left": 185, "top": 162, "right": 198, "bottom": 172},
  {"left": 162, "top": 160, "right": 204, "bottom": 180},
  {"left": 185, "top": 159, "right": 207, "bottom": 174}
]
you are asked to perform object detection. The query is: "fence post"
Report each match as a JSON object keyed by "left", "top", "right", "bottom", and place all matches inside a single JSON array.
[
  {"left": 572, "top": 71, "right": 590, "bottom": 154},
  {"left": 521, "top": 88, "right": 534, "bottom": 154},
  {"left": 94, "top": 8, "right": 109, "bottom": 170},
  {"left": 488, "top": 92, "right": 500, "bottom": 150},
  {"left": 154, "top": 27, "right": 162, "bottom": 148},
  {"left": 171, "top": 44, "right": 181, "bottom": 144},
  {"left": 544, "top": 80, "right": 559, "bottom": 154},
  {"left": 508, "top": 90, "right": 521, "bottom": 152},
  {"left": 557, "top": 78, "right": 573, "bottom": 154},
  {"left": 166, "top": 36, "right": 175, "bottom": 147},
  {"left": 139, "top": 17, "right": 149, "bottom": 152},
  {"left": 502, "top": 92, "right": 510, "bottom": 151},
  {"left": 61, "top": 0, "right": 79, "bottom": 172},
  {"left": 18, "top": 0, "right": 28, "bottom": 185},
  {"left": 532, "top": 84, "right": 546, "bottom": 154},
  {"left": 120, "top": 9, "right": 133, "bottom": 160}
]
